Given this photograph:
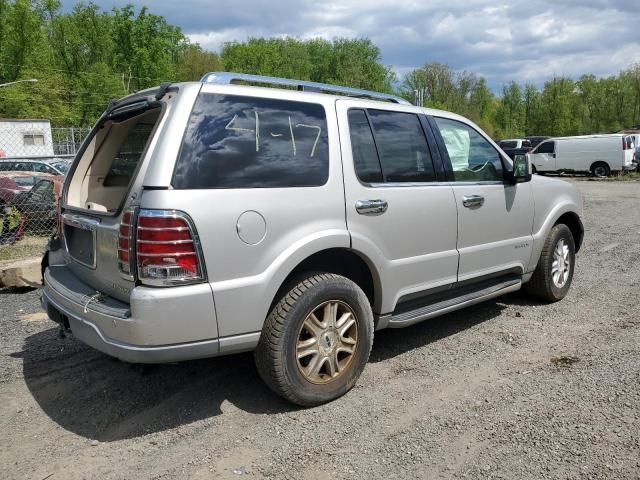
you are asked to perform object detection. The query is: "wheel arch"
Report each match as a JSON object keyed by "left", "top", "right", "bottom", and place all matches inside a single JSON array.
[
  {"left": 270, "top": 247, "right": 382, "bottom": 315},
  {"left": 554, "top": 211, "right": 584, "bottom": 252}
]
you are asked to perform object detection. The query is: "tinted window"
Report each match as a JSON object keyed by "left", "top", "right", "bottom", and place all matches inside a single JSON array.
[
  {"left": 348, "top": 109, "right": 383, "bottom": 183},
  {"left": 174, "top": 94, "right": 329, "bottom": 189},
  {"left": 367, "top": 110, "right": 435, "bottom": 182},
  {"left": 0, "top": 162, "right": 15, "bottom": 171},
  {"left": 103, "top": 121, "right": 156, "bottom": 187},
  {"left": 535, "top": 141, "right": 555, "bottom": 154},
  {"left": 434, "top": 117, "right": 504, "bottom": 182},
  {"left": 500, "top": 141, "right": 517, "bottom": 149}
]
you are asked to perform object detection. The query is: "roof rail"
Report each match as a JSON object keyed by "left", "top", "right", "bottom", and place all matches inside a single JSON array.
[{"left": 200, "top": 72, "right": 411, "bottom": 105}]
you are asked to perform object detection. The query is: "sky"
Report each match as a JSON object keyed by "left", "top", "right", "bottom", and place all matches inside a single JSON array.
[{"left": 62, "top": 0, "right": 639, "bottom": 90}]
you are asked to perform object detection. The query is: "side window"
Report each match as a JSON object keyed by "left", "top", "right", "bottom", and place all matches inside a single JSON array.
[
  {"left": 23, "top": 134, "right": 45, "bottom": 146},
  {"left": 500, "top": 141, "right": 517, "bottom": 149},
  {"left": 536, "top": 141, "right": 555, "bottom": 154},
  {"left": 33, "top": 163, "right": 53, "bottom": 173},
  {"left": 367, "top": 109, "right": 435, "bottom": 182},
  {"left": 347, "top": 109, "right": 383, "bottom": 183},
  {"left": 174, "top": 94, "right": 329, "bottom": 189},
  {"left": 0, "top": 162, "right": 13, "bottom": 171},
  {"left": 30, "top": 180, "right": 53, "bottom": 199},
  {"left": 433, "top": 117, "right": 504, "bottom": 182}
]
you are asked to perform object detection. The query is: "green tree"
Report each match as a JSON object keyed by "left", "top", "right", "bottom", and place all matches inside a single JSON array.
[{"left": 175, "top": 44, "right": 222, "bottom": 82}]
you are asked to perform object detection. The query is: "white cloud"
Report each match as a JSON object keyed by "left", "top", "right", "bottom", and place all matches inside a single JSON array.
[{"left": 62, "top": 0, "right": 640, "bottom": 88}]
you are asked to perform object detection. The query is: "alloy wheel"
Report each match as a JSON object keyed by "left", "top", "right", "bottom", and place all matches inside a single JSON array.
[
  {"left": 296, "top": 300, "right": 359, "bottom": 384},
  {"left": 551, "top": 238, "right": 571, "bottom": 288}
]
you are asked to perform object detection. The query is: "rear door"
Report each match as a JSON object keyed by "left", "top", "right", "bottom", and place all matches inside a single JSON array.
[
  {"left": 337, "top": 100, "right": 458, "bottom": 315},
  {"left": 430, "top": 115, "right": 534, "bottom": 282}
]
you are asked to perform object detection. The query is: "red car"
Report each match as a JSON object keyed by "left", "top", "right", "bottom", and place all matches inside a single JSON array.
[
  {"left": 0, "top": 172, "right": 56, "bottom": 206},
  {"left": 1, "top": 172, "right": 58, "bottom": 244}
]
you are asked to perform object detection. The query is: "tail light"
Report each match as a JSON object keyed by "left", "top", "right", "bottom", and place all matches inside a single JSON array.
[
  {"left": 136, "top": 209, "right": 205, "bottom": 286},
  {"left": 118, "top": 208, "right": 135, "bottom": 279}
]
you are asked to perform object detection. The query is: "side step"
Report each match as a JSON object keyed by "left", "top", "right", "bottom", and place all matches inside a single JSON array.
[{"left": 387, "top": 278, "right": 522, "bottom": 328}]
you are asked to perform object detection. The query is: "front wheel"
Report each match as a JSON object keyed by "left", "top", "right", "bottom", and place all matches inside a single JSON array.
[
  {"left": 255, "top": 273, "right": 374, "bottom": 406},
  {"left": 525, "top": 224, "right": 576, "bottom": 302}
]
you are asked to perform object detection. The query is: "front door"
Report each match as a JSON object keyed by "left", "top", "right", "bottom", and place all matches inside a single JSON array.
[
  {"left": 530, "top": 140, "right": 556, "bottom": 172},
  {"left": 430, "top": 116, "right": 534, "bottom": 282},
  {"left": 337, "top": 100, "right": 459, "bottom": 315}
]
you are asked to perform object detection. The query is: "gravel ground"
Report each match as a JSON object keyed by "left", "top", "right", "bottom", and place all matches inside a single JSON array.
[{"left": 1, "top": 179, "right": 639, "bottom": 480}]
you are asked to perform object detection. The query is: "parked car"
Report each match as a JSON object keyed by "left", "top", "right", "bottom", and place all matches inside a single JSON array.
[
  {"left": 0, "top": 157, "right": 70, "bottom": 176},
  {"left": 528, "top": 134, "right": 636, "bottom": 177},
  {"left": 42, "top": 73, "right": 584, "bottom": 406},
  {"left": 498, "top": 138, "right": 532, "bottom": 159},
  {"left": 0, "top": 171, "right": 54, "bottom": 205},
  {"left": 13, "top": 176, "right": 63, "bottom": 231},
  {"left": 525, "top": 136, "right": 550, "bottom": 149}
]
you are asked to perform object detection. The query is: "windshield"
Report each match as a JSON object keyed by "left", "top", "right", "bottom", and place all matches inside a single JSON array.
[{"left": 11, "top": 176, "right": 35, "bottom": 187}]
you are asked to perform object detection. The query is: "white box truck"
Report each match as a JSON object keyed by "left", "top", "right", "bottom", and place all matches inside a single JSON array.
[{"left": 528, "top": 134, "right": 636, "bottom": 177}]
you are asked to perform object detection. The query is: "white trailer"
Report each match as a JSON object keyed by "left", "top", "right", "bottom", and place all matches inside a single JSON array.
[
  {"left": 0, "top": 119, "right": 54, "bottom": 158},
  {"left": 528, "top": 134, "right": 636, "bottom": 177}
]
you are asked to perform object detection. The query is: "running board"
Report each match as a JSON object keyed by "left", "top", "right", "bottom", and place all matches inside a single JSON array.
[{"left": 387, "top": 279, "right": 522, "bottom": 328}]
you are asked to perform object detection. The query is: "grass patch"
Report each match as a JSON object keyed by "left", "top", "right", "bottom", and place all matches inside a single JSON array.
[
  {"left": 610, "top": 171, "right": 640, "bottom": 181},
  {"left": 0, "top": 236, "right": 48, "bottom": 263}
]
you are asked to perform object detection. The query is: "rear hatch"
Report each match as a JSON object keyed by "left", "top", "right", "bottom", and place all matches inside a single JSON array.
[{"left": 60, "top": 87, "right": 173, "bottom": 301}]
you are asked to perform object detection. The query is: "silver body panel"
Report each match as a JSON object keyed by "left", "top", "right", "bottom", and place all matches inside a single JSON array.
[{"left": 42, "top": 81, "right": 583, "bottom": 363}]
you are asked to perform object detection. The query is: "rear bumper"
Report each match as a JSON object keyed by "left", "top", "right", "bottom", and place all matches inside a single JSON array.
[
  {"left": 42, "top": 289, "right": 220, "bottom": 363},
  {"left": 41, "top": 264, "right": 225, "bottom": 363}
]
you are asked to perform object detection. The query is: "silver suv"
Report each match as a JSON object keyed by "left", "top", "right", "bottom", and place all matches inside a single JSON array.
[{"left": 42, "top": 73, "right": 584, "bottom": 406}]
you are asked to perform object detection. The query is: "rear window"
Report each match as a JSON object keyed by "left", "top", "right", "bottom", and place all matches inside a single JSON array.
[
  {"left": 499, "top": 141, "right": 517, "bottom": 149},
  {"left": 173, "top": 94, "right": 329, "bottom": 189},
  {"left": 103, "top": 122, "right": 156, "bottom": 187}
]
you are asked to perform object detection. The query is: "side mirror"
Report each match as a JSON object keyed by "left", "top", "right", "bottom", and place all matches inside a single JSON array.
[{"left": 511, "top": 154, "right": 532, "bottom": 183}]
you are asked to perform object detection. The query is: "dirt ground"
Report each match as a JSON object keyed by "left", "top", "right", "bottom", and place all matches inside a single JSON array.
[{"left": 1, "top": 179, "right": 639, "bottom": 480}]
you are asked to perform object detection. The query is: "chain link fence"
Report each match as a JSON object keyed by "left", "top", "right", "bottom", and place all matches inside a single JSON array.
[{"left": 0, "top": 121, "right": 87, "bottom": 261}]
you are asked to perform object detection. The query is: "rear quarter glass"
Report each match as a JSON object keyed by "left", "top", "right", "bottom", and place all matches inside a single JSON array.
[{"left": 173, "top": 94, "right": 329, "bottom": 189}]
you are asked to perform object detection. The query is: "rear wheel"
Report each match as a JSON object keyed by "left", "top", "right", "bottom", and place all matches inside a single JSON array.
[
  {"left": 255, "top": 273, "right": 374, "bottom": 406},
  {"left": 525, "top": 224, "right": 575, "bottom": 302},
  {"left": 591, "top": 162, "right": 610, "bottom": 178}
]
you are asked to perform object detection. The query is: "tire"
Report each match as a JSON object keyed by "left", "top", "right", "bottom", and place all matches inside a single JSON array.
[
  {"left": 254, "top": 273, "right": 374, "bottom": 407},
  {"left": 591, "top": 162, "right": 610, "bottom": 178},
  {"left": 525, "top": 224, "right": 576, "bottom": 302},
  {"left": 531, "top": 165, "right": 537, "bottom": 174}
]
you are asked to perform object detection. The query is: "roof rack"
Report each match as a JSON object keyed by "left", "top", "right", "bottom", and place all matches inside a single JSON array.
[{"left": 201, "top": 72, "right": 411, "bottom": 105}]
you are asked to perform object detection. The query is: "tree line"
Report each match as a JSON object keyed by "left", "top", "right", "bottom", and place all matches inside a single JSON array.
[{"left": 1, "top": 0, "right": 639, "bottom": 140}]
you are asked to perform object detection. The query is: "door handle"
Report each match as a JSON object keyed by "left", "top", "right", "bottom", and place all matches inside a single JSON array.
[
  {"left": 355, "top": 199, "right": 388, "bottom": 215},
  {"left": 462, "top": 195, "right": 485, "bottom": 208}
]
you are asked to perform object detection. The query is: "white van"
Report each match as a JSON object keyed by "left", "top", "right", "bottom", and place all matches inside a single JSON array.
[{"left": 529, "top": 134, "right": 636, "bottom": 177}]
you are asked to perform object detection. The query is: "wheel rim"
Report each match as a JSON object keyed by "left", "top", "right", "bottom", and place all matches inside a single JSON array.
[
  {"left": 594, "top": 166, "right": 607, "bottom": 177},
  {"left": 551, "top": 238, "right": 571, "bottom": 288},
  {"left": 296, "top": 300, "right": 359, "bottom": 385}
]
